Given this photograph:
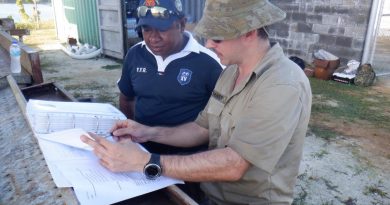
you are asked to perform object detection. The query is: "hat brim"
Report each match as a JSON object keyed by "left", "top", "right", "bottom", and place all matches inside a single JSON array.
[
  {"left": 194, "top": 1, "right": 286, "bottom": 40},
  {"left": 137, "top": 14, "right": 179, "bottom": 31}
]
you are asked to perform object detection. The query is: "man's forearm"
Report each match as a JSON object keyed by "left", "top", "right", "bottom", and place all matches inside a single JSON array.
[
  {"left": 161, "top": 147, "right": 250, "bottom": 182},
  {"left": 150, "top": 122, "right": 209, "bottom": 147}
]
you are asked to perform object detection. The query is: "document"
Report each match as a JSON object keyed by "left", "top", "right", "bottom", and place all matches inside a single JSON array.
[
  {"left": 56, "top": 160, "right": 181, "bottom": 205},
  {"left": 36, "top": 130, "right": 183, "bottom": 205},
  {"left": 37, "top": 128, "right": 94, "bottom": 151},
  {"left": 36, "top": 136, "right": 92, "bottom": 187},
  {"left": 27, "top": 100, "right": 184, "bottom": 205},
  {"left": 26, "top": 99, "right": 127, "bottom": 134}
]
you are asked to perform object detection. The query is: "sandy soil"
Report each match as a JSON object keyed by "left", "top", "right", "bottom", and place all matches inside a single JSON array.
[{"left": 29, "top": 29, "right": 390, "bottom": 204}]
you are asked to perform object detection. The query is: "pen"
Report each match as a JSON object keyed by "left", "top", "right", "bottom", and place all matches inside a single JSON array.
[{"left": 103, "top": 133, "right": 114, "bottom": 139}]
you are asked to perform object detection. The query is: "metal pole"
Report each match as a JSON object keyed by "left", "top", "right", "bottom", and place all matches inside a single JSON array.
[{"left": 362, "top": 0, "right": 384, "bottom": 64}]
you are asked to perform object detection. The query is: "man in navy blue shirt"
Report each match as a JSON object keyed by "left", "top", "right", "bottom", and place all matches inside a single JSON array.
[{"left": 118, "top": 0, "right": 222, "bottom": 155}]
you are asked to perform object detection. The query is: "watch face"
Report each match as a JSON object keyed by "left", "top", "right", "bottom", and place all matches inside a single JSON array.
[{"left": 144, "top": 163, "right": 161, "bottom": 180}]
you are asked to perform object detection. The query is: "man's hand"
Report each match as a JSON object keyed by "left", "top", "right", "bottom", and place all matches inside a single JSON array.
[
  {"left": 81, "top": 132, "right": 150, "bottom": 172},
  {"left": 110, "top": 119, "right": 155, "bottom": 143}
]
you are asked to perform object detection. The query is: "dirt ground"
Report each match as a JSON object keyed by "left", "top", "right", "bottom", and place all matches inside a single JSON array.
[{"left": 27, "top": 29, "right": 390, "bottom": 205}]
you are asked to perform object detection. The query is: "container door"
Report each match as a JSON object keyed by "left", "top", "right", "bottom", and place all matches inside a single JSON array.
[{"left": 96, "top": 0, "right": 125, "bottom": 59}]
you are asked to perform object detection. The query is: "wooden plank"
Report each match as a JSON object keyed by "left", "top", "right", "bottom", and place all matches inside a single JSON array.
[
  {"left": 21, "top": 82, "right": 78, "bottom": 102},
  {"left": 0, "top": 18, "right": 15, "bottom": 30},
  {"left": 166, "top": 186, "right": 199, "bottom": 205}
]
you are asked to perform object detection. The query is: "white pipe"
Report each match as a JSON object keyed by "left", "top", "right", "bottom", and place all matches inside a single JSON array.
[{"left": 362, "top": 0, "right": 384, "bottom": 64}]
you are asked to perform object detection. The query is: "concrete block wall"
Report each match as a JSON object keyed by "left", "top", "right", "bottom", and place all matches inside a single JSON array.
[{"left": 269, "top": 0, "right": 372, "bottom": 66}]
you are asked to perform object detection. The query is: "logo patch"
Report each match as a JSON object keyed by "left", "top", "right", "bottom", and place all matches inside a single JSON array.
[
  {"left": 177, "top": 69, "right": 192, "bottom": 85},
  {"left": 145, "top": 0, "right": 157, "bottom": 7},
  {"left": 136, "top": 67, "right": 147, "bottom": 73}
]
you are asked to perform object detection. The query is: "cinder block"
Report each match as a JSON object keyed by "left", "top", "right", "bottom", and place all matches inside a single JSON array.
[
  {"left": 319, "top": 34, "right": 337, "bottom": 45},
  {"left": 352, "top": 38, "right": 364, "bottom": 50},
  {"left": 313, "top": 24, "right": 330, "bottom": 34},
  {"left": 314, "top": 5, "right": 331, "bottom": 13},
  {"left": 306, "top": 14, "right": 322, "bottom": 24},
  {"left": 292, "top": 13, "right": 307, "bottom": 22},
  {"left": 328, "top": 27, "right": 345, "bottom": 35},
  {"left": 336, "top": 36, "right": 353, "bottom": 47},
  {"left": 297, "top": 22, "right": 313, "bottom": 33}
]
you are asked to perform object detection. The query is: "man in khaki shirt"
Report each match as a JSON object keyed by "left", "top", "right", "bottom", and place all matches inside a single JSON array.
[{"left": 82, "top": 0, "right": 312, "bottom": 204}]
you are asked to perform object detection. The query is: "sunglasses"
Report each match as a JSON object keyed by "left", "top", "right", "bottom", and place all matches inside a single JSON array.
[
  {"left": 212, "top": 39, "right": 223, "bottom": 44},
  {"left": 137, "top": 6, "right": 178, "bottom": 19}
]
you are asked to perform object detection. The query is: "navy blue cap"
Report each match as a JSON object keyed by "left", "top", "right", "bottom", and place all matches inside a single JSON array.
[{"left": 137, "top": 0, "right": 184, "bottom": 30}]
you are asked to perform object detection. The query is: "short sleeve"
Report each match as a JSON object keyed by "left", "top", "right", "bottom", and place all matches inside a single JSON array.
[
  {"left": 195, "top": 103, "right": 209, "bottom": 129},
  {"left": 117, "top": 48, "right": 135, "bottom": 97},
  {"left": 228, "top": 84, "right": 302, "bottom": 173}
]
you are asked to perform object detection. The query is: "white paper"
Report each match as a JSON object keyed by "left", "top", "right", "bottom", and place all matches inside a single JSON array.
[
  {"left": 26, "top": 100, "right": 127, "bottom": 134},
  {"left": 36, "top": 135, "right": 95, "bottom": 187},
  {"left": 37, "top": 128, "right": 94, "bottom": 151},
  {"left": 55, "top": 160, "right": 183, "bottom": 205},
  {"left": 35, "top": 132, "right": 183, "bottom": 205},
  {"left": 28, "top": 100, "right": 183, "bottom": 205}
]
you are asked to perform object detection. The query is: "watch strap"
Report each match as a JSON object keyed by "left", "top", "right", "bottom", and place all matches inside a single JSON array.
[{"left": 144, "top": 153, "right": 162, "bottom": 180}]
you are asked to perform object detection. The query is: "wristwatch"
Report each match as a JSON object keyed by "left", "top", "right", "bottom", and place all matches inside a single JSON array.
[{"left": 143, "top": 153, "right": 162, "bottom": 180}]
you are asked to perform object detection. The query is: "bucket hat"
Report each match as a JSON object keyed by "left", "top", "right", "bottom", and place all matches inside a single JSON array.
[
  {"left": 194, "top": 0, "right": 286, "bottom": 40},
  {"left": 137, "top": 0, "right": 184, "bottom": 31}
]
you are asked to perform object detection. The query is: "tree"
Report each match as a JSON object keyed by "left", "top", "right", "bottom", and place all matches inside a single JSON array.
[{"left": 16, "top": 0, "right": 30, "bottom": 22}]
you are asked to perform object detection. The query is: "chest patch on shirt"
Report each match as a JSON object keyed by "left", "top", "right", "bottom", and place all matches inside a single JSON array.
[{"left": 177, "top": 68, "right": 192, "bottom": 85}]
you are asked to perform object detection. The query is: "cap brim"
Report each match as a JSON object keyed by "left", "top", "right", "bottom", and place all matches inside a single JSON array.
[
  {"left": 194, "top": 2, "right": 286, "bottom": 40},
  {"left": 137, "top": 15, "right": 179, "bottom": 31}
]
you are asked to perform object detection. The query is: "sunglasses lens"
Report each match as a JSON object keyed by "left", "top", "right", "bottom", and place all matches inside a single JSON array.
[
  {"left": 137, "top": 6, "right": 170, "bottom": 19},
  {"left": 150, "top": 7, "right": 169, "bottom": 19},
  {"left": 137, "top": 6, "right": 148, "bottom": 17}
]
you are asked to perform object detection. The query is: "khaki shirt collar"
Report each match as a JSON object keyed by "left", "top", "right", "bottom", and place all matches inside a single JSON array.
[
  {"left": 228, "top": 43, "right": 283, "bottom": 98},
  {"left": 252, "top": 42, "right": 283, "bottom": 78}
]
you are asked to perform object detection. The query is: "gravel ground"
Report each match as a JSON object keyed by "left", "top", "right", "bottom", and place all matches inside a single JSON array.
[{"left": 295, "top": 134, "right": 390, "bottom": 205}]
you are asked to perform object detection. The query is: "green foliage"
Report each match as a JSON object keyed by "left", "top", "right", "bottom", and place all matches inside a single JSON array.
[{"left": 16, "top": 0, "right": 30, "bottom": 21}]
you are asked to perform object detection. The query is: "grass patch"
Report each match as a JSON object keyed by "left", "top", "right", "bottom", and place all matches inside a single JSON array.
[
  {"left": 101, "top": 64, "right": 121, "bottom": 70},
  {"left": 51, "top": 77, "right": 71, "bottom": 81},
  {"left": 96, "top": 93, "right": 116, "bottom": 104},
  {"left": 309, "top": 124, "right": 338, "bottom": 141},
  {"left": 310, "top": 78, "right": 390, "bottom": 130},
  {"left": 64, "top": 83, "right": 106, "bottom": 91},
  {"left": 292, "top": 186, "right": 307, "bottom": 205},
  {"left": 364, "top": 184, "right": 388, "bottom": 198},
  {"left": 40, "top": 55, "right": 58, "bottom": 72},
  {"left": 311, "top": 149, "right": 329, "bottom": 159}
]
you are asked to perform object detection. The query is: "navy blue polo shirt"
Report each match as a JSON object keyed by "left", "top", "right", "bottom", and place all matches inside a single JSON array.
[{"left": 118, "top": 32, "right": 222, "bottom": 127}]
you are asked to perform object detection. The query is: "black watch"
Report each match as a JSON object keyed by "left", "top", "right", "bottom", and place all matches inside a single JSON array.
[{"left": 143, "top": 153, "right": 162, "bottom": 180}]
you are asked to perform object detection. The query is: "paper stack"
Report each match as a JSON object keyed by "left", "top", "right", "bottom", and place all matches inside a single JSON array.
[
  {"left": 25, "top": 100, "right": 183, "bottom": 205},
  {"left": 26, "top": 99, "right": 127, "bottom": 134}
]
